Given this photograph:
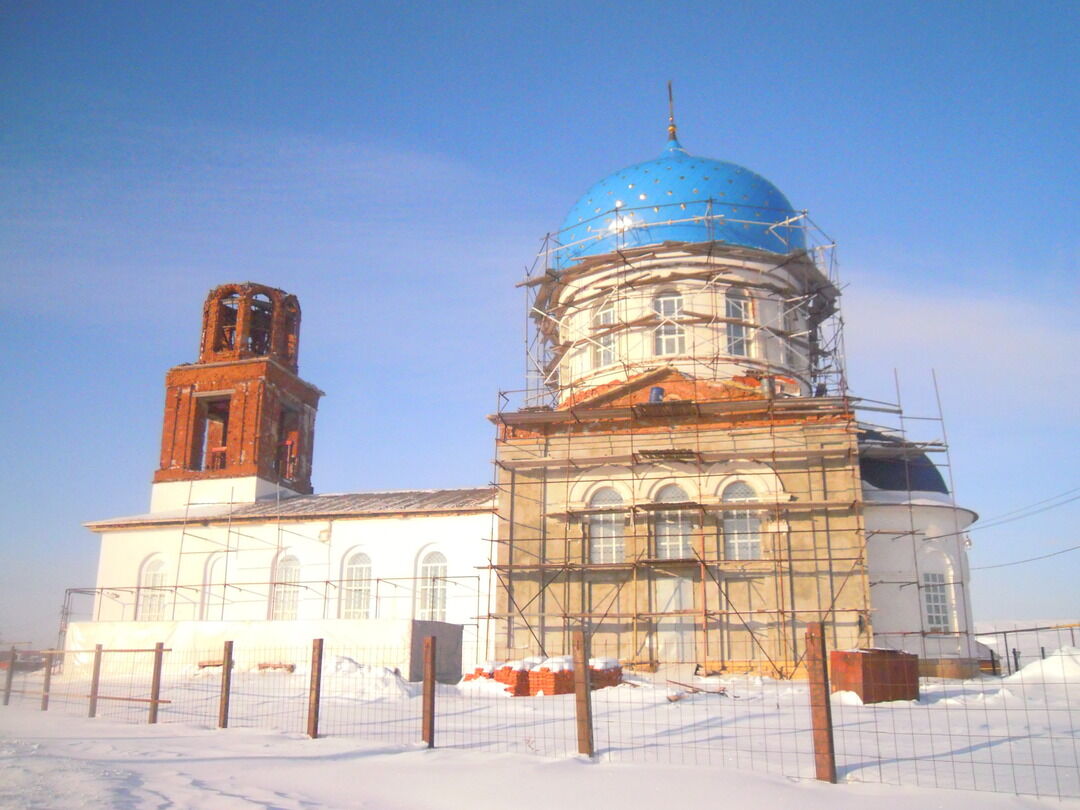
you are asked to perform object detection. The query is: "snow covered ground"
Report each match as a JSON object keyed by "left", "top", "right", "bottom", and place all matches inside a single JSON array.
[
  {"left": 2, "top": 644, "right": 1078, "bottom": 807},
  {"left": 0, "top": 706, "right": 1068, "bottom": 810}
]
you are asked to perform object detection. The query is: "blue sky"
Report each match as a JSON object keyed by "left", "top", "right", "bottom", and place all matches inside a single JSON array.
[{"left": 1, "top": 1, "right": 1077, "bottom": 646}]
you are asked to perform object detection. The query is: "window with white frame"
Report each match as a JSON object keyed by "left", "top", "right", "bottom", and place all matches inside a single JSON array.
[
  {"left": 782, "top": 299, "right": 802, "bottom": 368},
  {"left": 201, "top": 554, "right": 226, "bottom": 621},
  {"left": 588, "top": 487, "right": 625, "bottom": 563},
  {"left": 653, "top": 292, "right": 685, "bottom": 356},
  {"left": 341, "top": 552, "right": 372, "bottom": 619},
  {"left": 726, "top": 289, "right": 751, "bottom": 357},
  {"left": 722, "top": 481, "right": 761, "bottom": 560},
  {"left": 271, "top": 554, "right": 300, "bottom": 621},
  {"left": 594, "top": 302, "right": 617, "bottom": 368},
  {"left": 417, "top": 551, "right": 447, "bottom": 622},
  {"left": 138, "top": 557, "right": 167, "bottom": 621},
  {"left": 922, "top": 572, "right": 950, "bottom": 632},
  {"left": 654, "top": 484, "right": 694, "bottom": 559}
]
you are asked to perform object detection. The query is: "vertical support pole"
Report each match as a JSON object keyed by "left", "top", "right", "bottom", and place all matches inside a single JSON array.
[
  {"left": 41, "top": 652, "right": 54, "bottom": 710},
  {"left": 307, "top": 638, "right": 323, "bottom": 739},
  {"left": 1040, "top": 646, "right": 1046, "bottom": 660},
  {"left": 218, "top": 640, "right": 233, "bottom": 729},
  {"left": 2, "top": 647, "right": 15, "bottom": 706},
  {"left": 422, "top": 636, "right": 436, "bottom": 748},
  {"left": 571, "top": 630, "right": 594, "bottom": 758},
  {"left": 148, "top": 642, "right": 164, "bottom": 724},
  {"left": 88, "top": 644, "right": 103, "bottom": 718},
  {"left": 1012, "top": 648, "right": 1021, "bottom": 673},
  {"left": 805, "top": 622, "right": 836, "bottom": 783}
]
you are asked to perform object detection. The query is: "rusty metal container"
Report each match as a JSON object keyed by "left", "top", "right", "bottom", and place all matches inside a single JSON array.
[{"left": 830, "top": 649, "right": 919, "bottom": 704}]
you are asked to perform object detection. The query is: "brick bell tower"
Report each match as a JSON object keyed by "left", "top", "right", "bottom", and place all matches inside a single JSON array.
[{"left": 150, "top": 282, "right": 323, "bottom": 512}]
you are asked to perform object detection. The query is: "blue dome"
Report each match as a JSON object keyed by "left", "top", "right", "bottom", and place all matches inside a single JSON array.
[{"left": 554, "top": 137, "right": 805, "bottom": 268}]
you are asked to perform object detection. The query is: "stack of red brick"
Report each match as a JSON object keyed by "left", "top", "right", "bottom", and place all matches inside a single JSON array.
[{"left": 463, "top": 659, "right": 622, "bottom": 697}]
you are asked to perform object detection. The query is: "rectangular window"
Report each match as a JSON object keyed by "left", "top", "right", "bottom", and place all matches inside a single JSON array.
[
  {"left": 594, "top": 305, "right": 616, "bottom": 367},
  {"left": 654, "top": 511, "right": 694, "bottom": 559},
  {"left": 190, "top": 395, "right": 231, "bottom": 471},
  {"left": 923, "top": 572, "right": 950, "bottom": 632},
  {"left": 726, "top": 294, "right": 751, "bottom": 357}
]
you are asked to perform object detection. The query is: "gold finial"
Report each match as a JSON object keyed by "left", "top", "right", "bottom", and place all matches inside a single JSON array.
[{"left": 667, "top": 80, "right": 677, "bottom": 140}]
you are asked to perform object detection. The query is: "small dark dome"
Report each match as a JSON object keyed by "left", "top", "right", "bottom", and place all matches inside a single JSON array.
[{"left": 858, "top": 429, "right": 949, "bottom": 494}]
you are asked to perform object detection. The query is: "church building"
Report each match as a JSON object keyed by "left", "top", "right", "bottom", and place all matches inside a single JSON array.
[{"left": 72, "top": 112, "right": 979, "bottom": 678}]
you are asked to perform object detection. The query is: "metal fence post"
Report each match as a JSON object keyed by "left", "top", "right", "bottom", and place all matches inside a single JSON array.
[
  {"left": 571, "top": 630, "right": 595, "bottom": 758},
  {"left": 218, "top": 640, "right": 233, "bottom": 729},
  {"left": 41, "top": 652, "right": 53, "bottom": 710},
  {"left": 88, "top": 644, "right": 103, "bottom": 718},
  {"left": 307, "top": 638, "right": 324, "bottom": 739},
  {"left": 148, "top": 642, "right": 164, "bottom": 724},
  {"left": 2, "top": 648, "right": 15, "bottom": 706},
  {"left": 422, "top": 636, "right": 436, "bottom": 748},
  {"left": 805, "top": 622, "right": 837, "bottom": 783}
]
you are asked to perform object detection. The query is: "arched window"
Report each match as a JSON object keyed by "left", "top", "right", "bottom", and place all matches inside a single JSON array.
[
  {"left": 249, "top": 293, "right": 274, "bottom": 355},
  {"left": 417, "top": 551, "right": 447, "bottom": 622},
  {"left": 214, "top": 293, "right": 240, "bottom": 351},
  {"left": 341, "top": 552, "right": 372, "bottom": 619},
  {"left": 594, "top": 302, "right": 617, "bottom": 368},
  {"left": 653, "top": 292, "right": 685, "bottom": 356},
  {"left": 588, "top": 488, "right": 625, "bottom": 563},
  {"left": 137, "top": 557, "right": 167, "bottom": 622},
  {"left": 271, "top": 554, "right": 300, "bottom": 620},
  {"left": 726, "top": 289, "right": 751, "bottom": 357},
  {"left": 722, "top": 481, "right": 761, "bottom": 560},
  {"left": 201, "top": 554, "right": 227, "bottom": 621},
  {"left": 654, "top": 484, "right": 694, "bottom": 559}
]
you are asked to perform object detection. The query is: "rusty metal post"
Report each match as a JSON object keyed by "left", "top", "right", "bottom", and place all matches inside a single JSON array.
[
  {"left": 88, "top": 644, "right": 103, "bottom": 718},
  {"left": 571, "top": 631, "right": 595, "bottom": 757},
  {"left": 41, "top": 652, "right": 54, "bottom": 710},
  {"left": 2, "top": 648, "right": 15, "bottom": 706},
  {"left": 307, "top": 638, "right": 324, "bottom": 738},
  {"left": 148, "top": 642, "right": 165, "bottom": 724},
  {"left": 805, "top": 622, "right": 836, "bottom": 783},
  {"left": 422, "top": 636, "right": 436, "bottom": 748},
  {"left": 218, "top": 640, "right": 233, "bottom": 729}
]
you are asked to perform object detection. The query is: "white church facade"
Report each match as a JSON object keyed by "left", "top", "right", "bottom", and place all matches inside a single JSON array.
[{"left": 72, "top": 114, "right": 980, "bottom": 677}]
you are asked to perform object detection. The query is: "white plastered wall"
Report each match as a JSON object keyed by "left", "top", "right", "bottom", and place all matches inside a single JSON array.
[
  {"left": 864, "top": 494, "right": 978, "bottom": 661},
  {"left": 90, "top": 510, "right": 494, "bottom": 671}
]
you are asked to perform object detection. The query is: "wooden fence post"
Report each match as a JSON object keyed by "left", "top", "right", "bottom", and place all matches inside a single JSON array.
[
  {"left": 571, "top": 631, "right": 595, "bottom": 757},
  {"left": 307, "top": 638, "right": 324, "bottom": 739},
  {"left": 88, "top": 644, "right": 103, "bottom": 718},
  {"left": 805, "top": 622, "right": 837, "bottom": 783},
  {"left": 148, "top": 642, "right": 164, "bottom": 724},
  {"left": 422, "top": 636, "right": 436, "bottom": 748},
  {"left": 218, "top": 640, "right": 233, "bottom": 729},
  {"left": 41, "top": 652, "right": 54, "bottom": 711},
  {"left": 2, "top": 648, "right": 15, "bottom": 706}
]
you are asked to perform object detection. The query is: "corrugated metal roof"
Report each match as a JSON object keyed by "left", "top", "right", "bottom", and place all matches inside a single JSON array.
[{"left": 86, "top": 487, "right": 496, "bottom": 529}]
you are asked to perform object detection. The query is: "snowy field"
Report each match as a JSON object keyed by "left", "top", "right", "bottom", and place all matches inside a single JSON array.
[
  {"left": 0, "top": 706, "right": 1070, "bottom": 810},
  {"left": 2, "top": 644, "right": 1078, "bottom": 807}
]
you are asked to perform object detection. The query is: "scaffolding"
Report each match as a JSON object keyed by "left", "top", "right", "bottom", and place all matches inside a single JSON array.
[{"left": 485, "top": 210, "right": 977, "bottom": 677}]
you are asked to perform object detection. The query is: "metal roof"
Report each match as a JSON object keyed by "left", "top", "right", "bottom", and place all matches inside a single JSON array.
[{"left": 86, "top": 487, "right": 496, "bottom": 530}]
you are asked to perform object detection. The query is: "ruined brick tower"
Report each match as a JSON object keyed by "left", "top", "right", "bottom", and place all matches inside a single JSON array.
[{"left": 150, "top": 282, "right": 322, "bottom": 512}]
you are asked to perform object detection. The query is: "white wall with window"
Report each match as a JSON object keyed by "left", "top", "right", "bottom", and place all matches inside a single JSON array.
[
  {"left": 340, "top": 551, "right": 372, "bottom": 619},
  {"left": 652, "top": 291, "right": 686, "bottom": 356},
  {"left": 416, "top": 550, "right": 448, "bottom": 621},
  {"left": 88, "top": 503, "right": 495, "bottom": 671},
  {"left": 137, "top": 556, "right": 167, "bottom": 621},
  {"left": 653, "top": 483, "right": 695, "bottom": 559}
]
